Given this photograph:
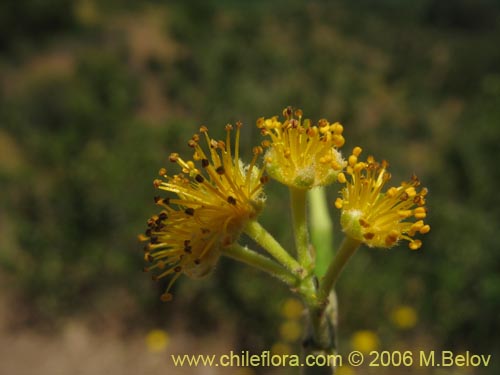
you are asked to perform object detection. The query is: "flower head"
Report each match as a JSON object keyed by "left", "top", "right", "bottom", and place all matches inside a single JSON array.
[
  {"left": 258, "top": 107, "right": 346, "bottom": 189},
  {"left": 351, "top": 330, "right": 380, "bottom": 353},
  {"left": 335, "top": 147, "right": 430, "bottom": 250},
  {"left": 391, "top": 305, "right": 418, "bottom": 330},
  {"left": 140, "top": 123, "right": 267, "bottom": 301}
]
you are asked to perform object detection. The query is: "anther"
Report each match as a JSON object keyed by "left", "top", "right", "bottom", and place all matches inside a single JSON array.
[
  {"left": 398, "top": 210, "right": 412, "bottom": 218},
  {"left": 334, "top": 198, "right": 343, "bottom": 209},
  {"left": 409, "top": 240, "right": 422, "bottom": 250},
  {"left": 253, "top": 146, "right": 263, "bottom": 155},
  {"left": 160, "top": 293, "right": 173, "bottom": 302},
  {"left": 185, "top": 208, "right": 195, "bottom": 216},
  {"left": 195, "top": 174, "right": 204, "bottom": 183},
  {"left": 169, "top": 153, "right": 179, "bottom": 162},
  {"left": 359, "top": 218, "right": 370, "bottom": 228},
  {"left": 216, "top": 166, "right": 225, "bottom": 175},
  {"left": 227, "top": 196, "right": 237, "bottom": 205},
  {"left": 385, "top": 231, "right": 399, "bottom": 246},
  {"left": 420, "top": 225, "right": 431, "bottom": 234},
  {"left": 260, "top": 175, "right": 269, "bottom": 184},
  {"left": 387, "top": 187, "right": 398, "bottom": 197},
  {"left": 414, "top": 195, "right": 426, "bottom": 205},
  {"left": 174, "top": 266, "right": 182, "bottom": 273},
  {"left": 414, "top": 207, "right": 427, "bottom": 219},
  {"left": 353, "top": 146, "right": 362, "bottom": 157},
  {"left": 363, "top": 232, "right": 375, "bottom": 240},
  {"left": 405, "top": 187, "right": 417, "bottom": 197},
  {"left": 158, "top": 168, "right": 167, "bottom": 176},
  {"left": 337, "top": 173, "right": 346, "bottom": 184},
  {"left": 318, "top": 119, "right": 328, "bottom": 128},
  {"left": 201, "top": 159, "right": 209, "bottom": 168}
]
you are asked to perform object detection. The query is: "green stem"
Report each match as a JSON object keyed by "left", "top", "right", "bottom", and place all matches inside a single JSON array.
[
  {"left": 222, "top": 244, "right": 298, "bottom": 286},
  {"left": 319, "top": 236, "right": 361, "bottom": 303},
  {"left": 309, "top": 187, "right": 334, "bottom": 277},
  {"left": 290, "top": 187, "right": 314, "bottom": 273},
  {"left": 302, "top": 291, "right": 338, "bottom": 375},
  {"left": 244, "top": 220, "right": 303, "bottom": 277}
]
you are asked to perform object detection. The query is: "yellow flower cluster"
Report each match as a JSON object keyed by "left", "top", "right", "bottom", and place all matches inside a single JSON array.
[
  {"left": 140, "top": 124, "right": 267, "bottom": 301},
  {"left": 258, "top": 107, "right": 346, "bottom": 190},
  {"left": 334, "top": 147, "right": 430, "bottom": 250},
  {"left": 140, "top": 108, "right": 430, "bottom": 300}
]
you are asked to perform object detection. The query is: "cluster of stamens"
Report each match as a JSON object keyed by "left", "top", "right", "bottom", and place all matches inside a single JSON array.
[
  {"left": 334, "top": 147, "right": 430, "bottom": 250},
  {"left": 257, "top": 107, "right": 346, "bottom": 189},
  {"left": 140, "top": 123, "right": 267, "bottom": 301}
]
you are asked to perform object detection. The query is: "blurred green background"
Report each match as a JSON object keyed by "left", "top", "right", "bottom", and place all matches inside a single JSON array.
[{"left": 1, "top": 0, "right": 499, "bottom": 374}]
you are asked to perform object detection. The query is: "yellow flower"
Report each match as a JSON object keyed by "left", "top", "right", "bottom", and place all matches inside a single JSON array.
[
  {"left": 391, "top": 305, "right": 418, "bottom": 329},
  {"left": 140, "top": 123, "right": 267, "bottom": 301},
  {"left": 279, "top": 320, "right": 303, "bottom": 342},
  {"left": 351, "top": 330, "right": 380, "bottom": 353},
  {"left": 281, "top": 298, "right": 304, "bottom": 320},
  {"left": 258, "top": 107, "right": 346, "bottom": 189},
  {"left": 336, "top": 367, "right": 357, "bottom": 375},
  {"left": 145, "top": 329, "right": 169, "bottom": 352},
  {"left": 335, "top": 147, "right": 430, "bottom": 250},
  {"left": 271, "top": 342, "right": 293, "bottom": 356}
]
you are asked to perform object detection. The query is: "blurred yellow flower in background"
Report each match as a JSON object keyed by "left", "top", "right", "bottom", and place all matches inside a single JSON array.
[
  {"left": 281, "top": 298, "right": 304, "bottom": 320},
  {"left": 279, "top": 320, "right": 303, "bottom": 342},
  {"left": 336, "top": 366, "right": 357, "bottom": 375},
  {"left": 271, "top": 342, "right": 293, "bottom": 356},
  {"left": 350, "top": 330, "right": 380, "bottom": 353},
  {"left": 391, "top": 305, "right": 418, "bottom": 329},
  {"left": 145, "top": 329, "right": 169, "bottom": 352}
]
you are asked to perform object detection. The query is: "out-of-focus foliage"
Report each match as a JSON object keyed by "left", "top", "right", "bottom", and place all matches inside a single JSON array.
[{"left": 0, "top": 0, "right": 499, "bottom": 372}]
